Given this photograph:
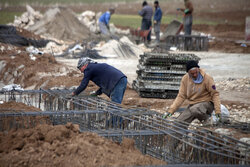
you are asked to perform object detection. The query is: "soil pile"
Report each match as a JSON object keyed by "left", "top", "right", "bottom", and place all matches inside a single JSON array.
[
  {"left": 0, "top": 101, "right": 41, "bottom": 112},
  {"left": 28, "top": 7, "right": 91, "bottom": 42},
  {"left": 0, "top": 123, "right": 165, "bottom": 167},
  {"left": 0, "top": 41, "right": 83, "bottom": 89}
]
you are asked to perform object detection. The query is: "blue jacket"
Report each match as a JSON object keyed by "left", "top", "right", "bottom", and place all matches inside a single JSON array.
[
  {"left": 99, "top": 11, "right": 111, "bottom": 25},
  {"left": 74, "top": 63, "right": 126, "bottom": 97},
  {"left": 154, "top": 7, "right": 162, "bottom": 22}
]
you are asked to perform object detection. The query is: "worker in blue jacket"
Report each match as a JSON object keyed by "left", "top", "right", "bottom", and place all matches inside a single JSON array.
[
  {"left": 99, "top": 8, "right": 115, "bottom": 35},
  {"left": 71, "top": 57, "right": 127, "bottom": 104},
  {"left": 153, "top": 1, "right": 162, "bottom": 43}
]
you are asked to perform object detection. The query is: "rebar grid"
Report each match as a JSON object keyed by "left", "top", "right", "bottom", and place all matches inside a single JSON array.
[{"left": 0, "top": 89, "right": 249, "bottom": 165}]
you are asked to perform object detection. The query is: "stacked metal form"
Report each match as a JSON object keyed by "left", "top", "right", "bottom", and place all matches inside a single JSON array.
[
  {"left": 0, "top": 89, "right": 250, "bottom": 165},
  {"left": 133, "top": 52, "right": 200, "bottom": 99},
  {"left": 166, "top": 35, "right": 209, "bottom": 51}
]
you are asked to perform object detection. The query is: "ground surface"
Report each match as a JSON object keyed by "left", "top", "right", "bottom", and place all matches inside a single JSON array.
[{"left": 0, "top": 123, "right": 165, "bottom": 167}]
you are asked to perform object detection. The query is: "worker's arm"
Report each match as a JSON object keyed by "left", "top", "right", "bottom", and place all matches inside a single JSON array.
[
  {"left": 95, "top": 88, "right": 103, "bottom": 96},
  {"left": 207, "top": 77, "right": 221, "bottom": 114},
  {"left": 138, "top": 8, "right": 145, "bottom": 16},
  {"left": 74, "top": 73, "right": 90, "bottom": 96},
  {"left": 168, "top": 78, "right": 187, "bottom": 114}
]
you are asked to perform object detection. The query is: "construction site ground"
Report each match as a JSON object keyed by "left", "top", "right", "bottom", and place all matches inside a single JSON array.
[{"left": 0, "top": 0, "right": 250, "bottom": 166}]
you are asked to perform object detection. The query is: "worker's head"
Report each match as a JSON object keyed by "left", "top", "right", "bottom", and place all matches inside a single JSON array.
[
  {"left": 154, "top": 1, "right": 159, "bottom": 8},
  {"left": 186, "top": 60, "right": 200, "bottom": 79},
  {"left": 142, "top": 1, "right": 148, "bottom": 7},
  {"left": 109, "top": 8, "right": 115, "bottom": 15},
  {"left": 77, "top": 57, "right": 93, "bottom": 72}
]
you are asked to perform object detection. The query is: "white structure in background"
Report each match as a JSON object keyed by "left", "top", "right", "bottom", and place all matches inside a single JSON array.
[{"left": 11, "top": 5, "right": 43, "bottom": 29}]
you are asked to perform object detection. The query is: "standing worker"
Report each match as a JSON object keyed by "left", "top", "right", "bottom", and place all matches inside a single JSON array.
[
  {"left": 71, "top": 57, "right": 127, "bottom": 104},
  {"left": 99, "top": 8, "right": 115, "bottom": 35},
  {"left": 153, "top": 1, "right": 162, "bottom": 44},
  {"left": 177, "top": 0, "right": 193, "bottom": 35},
  {"left": 163, "top": 60, "right": 221, "bottom": 129},
  {"left": 138, "top": 1, "right": 153, "bottom": 43}
]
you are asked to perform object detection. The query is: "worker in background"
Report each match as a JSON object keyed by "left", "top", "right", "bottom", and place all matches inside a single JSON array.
[
  {"left": 71, "top": 57, "right": 127, "bottom": 104},
  {"left": 99, "top": 8, "right": 115, "bottom": 35},
  {"left": 177, "top": 0, "right": 193, "bottom": 35},
  {"left": 138, "top": 1, "right": 153, "bottom": 43},
  {"left": 163, "top": 60, "right": 221, "bottom": 129},
  {"left": 153, "top": 0, "right": 162, "bottom": 44}
]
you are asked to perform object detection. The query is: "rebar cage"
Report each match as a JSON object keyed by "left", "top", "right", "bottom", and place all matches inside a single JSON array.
[{"left": 0, "top": 89, "right": 249, "bottom": 165}]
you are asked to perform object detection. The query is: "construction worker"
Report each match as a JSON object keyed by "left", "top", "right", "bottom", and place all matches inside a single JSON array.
[
  {"left": 71, "top": 57, "right": 127, "bottom": 104},
  {"left": 138, "top": 1, "right": 153, "bottom": 43},
  {"left": 99, "top": 8, "right": 115, "bottom": 35},
  {"left": 163, "top": 60, "right": 221, "bottom": 128},
  {"left": 177, "top": 0, "right": 193, "bottom": 35},
  {"left": 153, "top": 0, "right": 162, "bottom": 44}
]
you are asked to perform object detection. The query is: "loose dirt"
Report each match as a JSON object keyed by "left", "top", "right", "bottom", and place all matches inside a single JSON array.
[
  {"left": 0, "top": 123, "right": 165, "bottom": 167},
  {"left": 0, "top": 101, "right": 41, "bottom": 112}
]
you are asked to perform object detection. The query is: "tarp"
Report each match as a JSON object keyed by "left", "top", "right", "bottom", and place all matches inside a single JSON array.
[{"left": 0, "top": 25, "right": 49, "bottom": 48}]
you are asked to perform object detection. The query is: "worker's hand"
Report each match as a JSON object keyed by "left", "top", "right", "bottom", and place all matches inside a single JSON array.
[
  {"left": 215, "top": 113, "right": 221, "bottom": 122},
  {"left": 176, "top": 8, "right": 181, "bottom": 11},
  {"left": 163, "top": 112, "right": 172, "bottom": 119},
  {"left": 89, "top": 91, "right": 98, "bottom": 97},
  {"left": 154, "top": 20, "right": 157, "bottom": 24}
]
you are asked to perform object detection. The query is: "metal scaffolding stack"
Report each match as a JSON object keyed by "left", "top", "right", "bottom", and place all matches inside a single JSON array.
[
  {"left": 0, "top": 89, "right": 250, "bottom": 165},
  {"left": 166, "top": 35, "right": 209, "bottom": 51},
  {"left": 132, "top": 52, "right": 200, "bottom": 99}
]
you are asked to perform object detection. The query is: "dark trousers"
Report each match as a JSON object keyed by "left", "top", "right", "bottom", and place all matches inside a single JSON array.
[{"left": 141, "top": 19, "right": 152, "bottom": 42}]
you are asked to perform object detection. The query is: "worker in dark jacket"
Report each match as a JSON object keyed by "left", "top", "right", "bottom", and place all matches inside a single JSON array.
[
  {"left": 153, "top": 0, "right": 162, "bottom": 43},
  {"left": 71, "top": 57, "right": 127, "bottom": 104},
  {"left": 138, "top": 1, "right": 153, "bottom": 42}
]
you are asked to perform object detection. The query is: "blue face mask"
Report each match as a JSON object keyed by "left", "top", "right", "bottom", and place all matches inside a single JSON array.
[{"left": 192, "top": 72, "right": 203, "bottom": 84}]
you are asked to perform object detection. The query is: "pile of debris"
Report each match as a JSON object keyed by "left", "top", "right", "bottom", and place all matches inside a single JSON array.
[
  {"left": 28, "top": 7, "right": 91, "bottom": 42},
  {"left": 133, "top": 52, "right": 200, "bottom": 98},
  {"left": 94, "top": 36, "right": 144, "bottom": 58},
  {"left": 11, "top": 5, "right": 43, "bottom": 29}
]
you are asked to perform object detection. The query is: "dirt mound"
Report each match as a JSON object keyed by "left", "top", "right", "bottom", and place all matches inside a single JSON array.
[
  {"left": 0, "top": 123, "right": 165, "bottom": 167},
  {"left": 28, "top": 7, "right": 91, "bottom": 42},
  {"left": 0, "top": 42, "right": 83, "bottom": 89},
  {"left": 0, "top": 101, "right": 41, "bottom": 112}
]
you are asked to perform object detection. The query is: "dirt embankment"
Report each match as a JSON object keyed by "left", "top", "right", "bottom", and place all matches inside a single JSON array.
[
  {"left": 0, "top": 123, "right": 165, "bottom": 167},
  {"left": 0, "top": 101, "right": 41, "bottom": 112}
]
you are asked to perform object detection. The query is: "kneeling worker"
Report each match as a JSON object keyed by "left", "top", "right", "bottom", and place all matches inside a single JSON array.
[
  {"left": 164, "top": 60, "right": 221, "bottom": 127},
  {"left": 71, "top": 57, "right": 127, "bottom": 104}
]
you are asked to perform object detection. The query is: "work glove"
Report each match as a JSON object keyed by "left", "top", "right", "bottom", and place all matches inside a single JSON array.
[
  {"left": 176, "top": 8, "right": 181, "bottom": 11},
  {"left": 89, "top": 91, "right": 98, "bottom": 97},
  {"left": 215, "top": 113, "right": 221, "bottom": 122},
  {"left": 163, "top": 112, "right": 172, "bottom": 119},
  {"left": 154, "top": 20, "right": 157, "bottom": 24}
]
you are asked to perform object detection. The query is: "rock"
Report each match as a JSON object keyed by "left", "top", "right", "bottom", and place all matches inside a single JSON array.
[{"left": 214, "top": 128, "right": 232, "bottom": 136}]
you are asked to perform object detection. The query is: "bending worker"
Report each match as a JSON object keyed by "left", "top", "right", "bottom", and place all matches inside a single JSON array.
[
  {"left": 99, "top": 8, "right": 115, "bottom": 35},
  {"left": 71, "top": 57, "right": 127, "bottom": 104},
  {"left": 164, "top": 60, "right": 221, "bottom": 128},
  {"left": 177, "top": 0, "right": 193, "bottom": 35}
]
